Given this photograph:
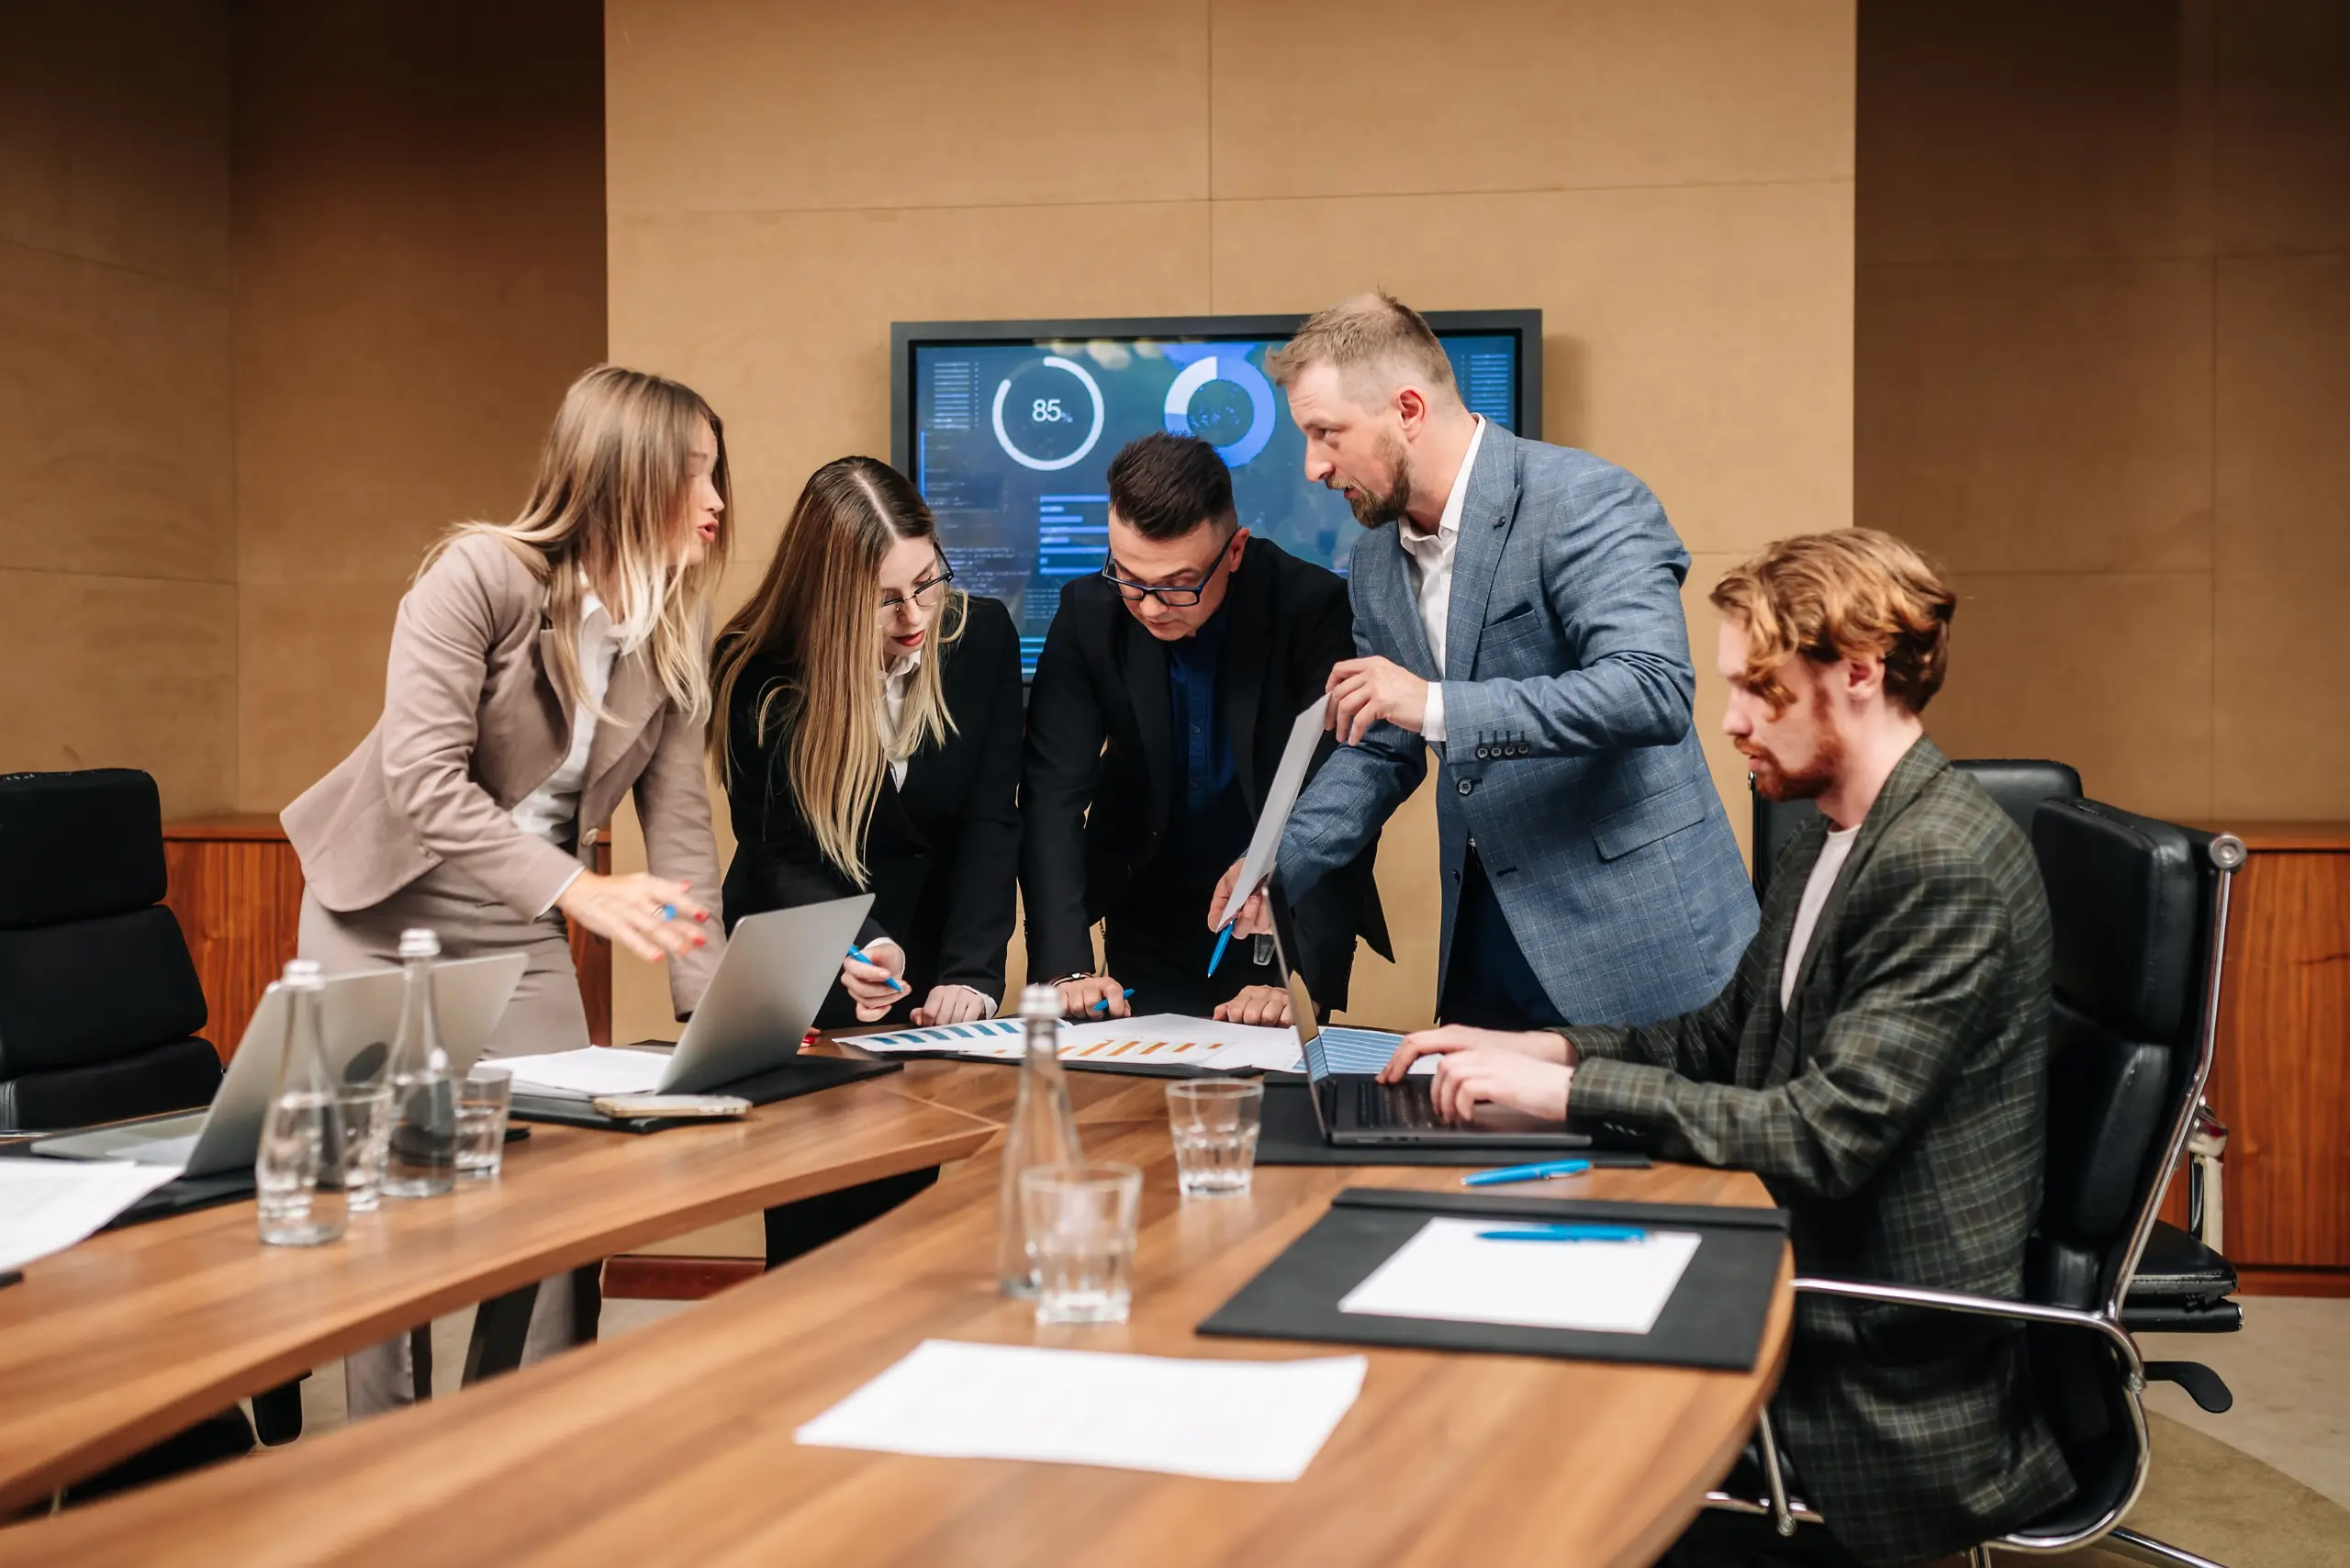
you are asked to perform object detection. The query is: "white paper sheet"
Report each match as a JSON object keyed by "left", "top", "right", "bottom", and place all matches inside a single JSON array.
[
  {"left": 492, "top": 1046, "right": 670, "bottom": 1100},
  {"left": 848, "top": 1014, "right": 1312, "bottom": 1074},
  {"left": 1338, "top": 1218, "right": 1701, "bottom": 1336},
  {"left": 0, "top": 1159, "right": 184, "bottom": 1274},
  {"left": 795, "top": 1339, "right": 1366, "bottom": 1483},
  {"left": 1216, "top": 697, "right": 1328, "bottom": 930}
]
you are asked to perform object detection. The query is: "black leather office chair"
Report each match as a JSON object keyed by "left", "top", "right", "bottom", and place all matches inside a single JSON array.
[
  {"left": 0, "top": 769, "right": 223, "bottom": 1130},
  {"left": 1709, "top": 800, "right": 2246, "bottom": 1568},
  {"left": 1749, "top": 758, "right": 2083, "bottom": 902}
]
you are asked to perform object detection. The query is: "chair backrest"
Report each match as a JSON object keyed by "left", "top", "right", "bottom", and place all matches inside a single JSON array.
[
  {"left": 1751, "top": 758, "right": 2082, "bottom": 900},
  {"left": 0, "top": 769, "right": 218, "bottom": 1129}
]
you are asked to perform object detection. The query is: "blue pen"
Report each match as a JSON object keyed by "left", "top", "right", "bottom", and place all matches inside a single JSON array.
[
  {"left": 845, "top": 943, "right": 906, "bottom": 994},
  {"left": 1476, "top": 1224, "right": 1648, "bottom": 1243},
  {"left": 1205, "top": 921, "right": 1235, "bottom": 977},
  {"left": 1090, "top": 988, "right": 1136, "bottom": 1015},
  {"left": 1460, "top": 1159, "right": 1591, "bottom": 1188}
]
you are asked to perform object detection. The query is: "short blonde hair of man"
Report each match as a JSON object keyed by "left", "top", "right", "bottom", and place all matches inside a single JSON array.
[
  {"left": 1709, "top": 529, "right": 1958, "bottom": 716},
  {"left": 1267, "top": 290, "right": 1457, "bottom": 401}
]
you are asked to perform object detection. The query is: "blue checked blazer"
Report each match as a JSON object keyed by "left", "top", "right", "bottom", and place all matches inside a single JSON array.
[{"left": 1276, "top": 423, "right": 1755, "bottom": 1025}]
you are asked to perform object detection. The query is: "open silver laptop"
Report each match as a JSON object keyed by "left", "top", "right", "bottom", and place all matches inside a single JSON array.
[
  {"left": 30, "top": 953, "right": 526, "bottom": 1176},
  {"left": 648, "top": 895, "right": 876, "bottom": 1092}
]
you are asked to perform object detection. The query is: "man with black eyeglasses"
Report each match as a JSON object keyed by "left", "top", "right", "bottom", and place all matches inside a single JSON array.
[{"left": 1021, "top": 431, "right": 1389, "bottom": 1022}]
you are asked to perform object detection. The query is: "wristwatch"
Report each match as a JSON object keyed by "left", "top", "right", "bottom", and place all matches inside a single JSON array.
[{"left": 1046, "top": 972, "right": 1096, "bottom": 989}]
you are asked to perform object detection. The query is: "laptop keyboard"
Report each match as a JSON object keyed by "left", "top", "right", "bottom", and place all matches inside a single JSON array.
[{"left": 1355, "top": 1079, "right": 1441, "bottom": 1131}]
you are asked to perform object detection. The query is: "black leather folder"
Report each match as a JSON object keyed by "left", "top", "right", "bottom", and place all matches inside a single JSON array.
[
  {"left": 509, "top": 1053, "right": 900, "bottom": 1133},
  {"left": 1198, "top": 1187, "right": 1789, "bottom": 1371}
]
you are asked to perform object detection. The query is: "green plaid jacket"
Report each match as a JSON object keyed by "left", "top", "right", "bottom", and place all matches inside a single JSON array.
[{"left": 1569, "top": 737, "right": 2074, "bottom": 1567}]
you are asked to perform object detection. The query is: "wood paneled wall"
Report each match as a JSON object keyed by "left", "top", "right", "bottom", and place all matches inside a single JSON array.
[
  {"left": 0, "top": 3, "right": 236, "bottom": 816},
  {"left": 601, "top": 0, "right": 1859, "bottom": 1044},
  {"left": 1856, "top": 1, "right": 2350, "bottom": 823}
]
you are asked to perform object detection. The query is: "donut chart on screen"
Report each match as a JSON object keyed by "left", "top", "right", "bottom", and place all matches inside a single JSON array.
[
  {"left": 1161, "top": 352, "right": 1277, "bottom": 469},
  {"left": 990, "top": 355, "right": 1106, "bottom": 472}
]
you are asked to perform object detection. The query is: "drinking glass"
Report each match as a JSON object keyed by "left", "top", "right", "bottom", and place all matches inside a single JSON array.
[
  {"left": 1166, "top": 1080, "right": 1263, "bottom": 1198},
  {"left": 455, "top": 1065, "right": 513, "bottom": 1180},
  {"left": 1018, "top": 1162, "right": 1142, "bottom": 1326},
  {"left": 335, "top": 1083, "right": 395, "bottom": 1213},
  {"left": 256, "top": 1092, "right": 343, "bottom": 1246}
]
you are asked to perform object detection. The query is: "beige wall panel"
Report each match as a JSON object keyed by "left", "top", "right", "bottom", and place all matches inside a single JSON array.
[
  {"left": 1332, "top": 773, "right": 1441, "bottom": 1031},
  {"left": 2216, "top": 254, "right": 2350, "bottom": 578},
  {"left": 1855, "top": 0, "right": 2212, "bottom": 266},
  {"left": 0, "top": 240, "right": 233, "bottom": 583},
  {"left": 604, "top": 0, "right": 1210, "bottom": 216},
  {"left": 1683, "top": 552, "right": 1753, "bottom": 866},
  {"left": 1208, "top": 182, "right": 1854, "bottom": 555},
  {"left": 1927, "top": 572, "right": 2214, "bottom": 821},
  {"left": 1211, "top": 0, "right": 1853, "bottom": 201},
  {"left": 0, "top": 570, "right": 235, "bottom": 814},
  {"left": 609, "top": 202, "right": 1214, "bottom": 588},
  {"left": 0, "top": 1, "right": 230, "bottom": 286},
  {"left": 235, "top": 577, "right": 405, "bottom": 813},
  {"left": 2215, "top": 0, "right": 2350, "bottom": 256},
  {"left": 1856, "top": 258, "right": 2214, "bottom": 576},
  {"left": 2212, "top": 570, "right": 2350, "bottom": 821}
]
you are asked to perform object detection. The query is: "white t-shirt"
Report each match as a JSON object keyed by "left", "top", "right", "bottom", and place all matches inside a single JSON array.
[{"left": 1781, "top": 823, "right": 1862, "bottom": 1010}]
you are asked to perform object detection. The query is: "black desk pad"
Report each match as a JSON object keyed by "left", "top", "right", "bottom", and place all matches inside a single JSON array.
[
  {"left": 1198, "top": 1187, "right": 1789, "bottom": 1371},
  {"left": 509, "top": 1053, "right": 900, "bottom": 1133},
  {"left": 1253, "top": 1082, "right": 1650, "bottom": 1169}
]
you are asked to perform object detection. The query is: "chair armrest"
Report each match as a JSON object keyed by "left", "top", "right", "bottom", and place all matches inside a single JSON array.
[{"left": 1791, "top": 1276, "right": 2143, "bottom": 1382}]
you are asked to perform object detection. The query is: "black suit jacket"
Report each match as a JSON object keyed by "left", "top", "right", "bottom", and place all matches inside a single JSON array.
[
  {"left": 721, "top": 595, "right": 1023, "bottom": 1029},
  {"left": 1020, "top": 536, "right": 1390, "bottom": 1009}
]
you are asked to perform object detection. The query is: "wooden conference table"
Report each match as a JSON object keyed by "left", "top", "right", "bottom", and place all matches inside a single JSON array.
[
  {"left": 0, "top": 1074, "right": 992, "bottom": 1514},
  {"left": 0, "top": 1056, "right": 1793, "bottom": 1568}
]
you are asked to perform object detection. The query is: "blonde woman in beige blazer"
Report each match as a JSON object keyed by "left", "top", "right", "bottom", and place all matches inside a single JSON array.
[{"left": 284, "top": 364, "right": 731, "bottom": 1414}]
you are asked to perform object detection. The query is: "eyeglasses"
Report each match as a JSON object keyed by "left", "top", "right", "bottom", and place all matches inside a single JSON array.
[
  {"left": 880, "top": 563, "right": 954, "bottom": 615},
  {"left": 1101, "top": 547, "right": 1232, "bottom": 608}
]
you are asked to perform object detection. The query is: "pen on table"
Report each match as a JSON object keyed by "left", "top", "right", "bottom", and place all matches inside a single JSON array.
[
  {"left": 1206, "top": 921, "right": 1235, "bottom": 977},
  {"left": 1089, "top": 988, "right": 1136, "bottom": 1016},
  {"left": 1476, "top": 1224, "right": 1648, "bottom": 1243},
  {"left": 844, "top": 943, "right": 906, "bottom": 994},
  {"left": 1460, "top": 1159, "right": 1592, "bottom": 1188}
]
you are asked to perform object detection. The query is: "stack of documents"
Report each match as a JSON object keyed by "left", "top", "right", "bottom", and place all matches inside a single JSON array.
[
  {"left": 796, "top": 1340, "right": 1367, "bottom": 1483},
  {"left": 491, "top": 1046, "right": 671, "bottom": 1101},
  {"left": 0, "top": 1159, "right": 184, "bottom": 1274}
]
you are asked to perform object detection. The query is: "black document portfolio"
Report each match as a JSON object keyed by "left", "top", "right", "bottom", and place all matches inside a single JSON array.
[{"left": 1198, "top": 1187, "right": 1789, "bottom": 1372}]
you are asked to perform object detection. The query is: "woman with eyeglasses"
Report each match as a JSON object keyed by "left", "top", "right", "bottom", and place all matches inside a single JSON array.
[{"left": 711, "top": 455, "right": 1022, "bottom": 1032}]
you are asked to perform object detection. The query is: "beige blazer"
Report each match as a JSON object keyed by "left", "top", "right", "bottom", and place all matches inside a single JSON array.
[{"left": 284, "top": 532, "right": 722, "bottom": 1014}]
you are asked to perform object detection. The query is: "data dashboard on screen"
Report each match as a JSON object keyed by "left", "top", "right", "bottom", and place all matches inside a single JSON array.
[{"left": 891, "top": 312, "right": 1540, "bottom": 678}]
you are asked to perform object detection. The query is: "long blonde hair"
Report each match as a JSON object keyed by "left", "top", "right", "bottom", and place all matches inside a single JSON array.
[
  {"left": 428, "top": 364, "right": 731, "bottom": 722},
  {"left": 711, "top": 456, "right": 965, "bottom": 886}
]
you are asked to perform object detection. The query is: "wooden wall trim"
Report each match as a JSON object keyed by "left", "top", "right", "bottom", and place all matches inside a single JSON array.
[{"left": 601, "top": 1254, "right": 762, "bottom": 1301}]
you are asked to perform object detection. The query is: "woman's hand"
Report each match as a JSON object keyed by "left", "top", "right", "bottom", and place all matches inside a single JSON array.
[
  {"left": 1377, "top": 1025, "right": 1572, "bottom": 1081},
  {"left": 555, "top": 873, "right": 710, "bottom": 964},
  {"left": 912, "top": 984, "right": 992, "bottom": 1027},
  {"left": 840, "top": 939, "right": 908, "bottom": 1023},
  {"left": 1212, "top": 984, "right": 1292, "bottom": 1026}
]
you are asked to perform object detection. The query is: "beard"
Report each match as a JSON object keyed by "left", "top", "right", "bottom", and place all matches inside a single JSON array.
[
  {"left": 1341, "top": 432, "right": 1414, "bottom": 528},
  {"left": 1740, "top": 690, "right": 1845, "bottom": 802}
]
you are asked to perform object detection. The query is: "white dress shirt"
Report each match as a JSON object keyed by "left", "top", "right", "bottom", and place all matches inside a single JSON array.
[
  {"left": 511, "top": 591, "right": 620, "bottom": 913},
  {"left": 1397, "top": 415, "right": 1485, "bottom": 745},
  {"left": 882, "top": 650, "right": 922, "bottom": 789},
  {"left": 1781, "top": 823, "right": 1861, "bottom": 1009}
]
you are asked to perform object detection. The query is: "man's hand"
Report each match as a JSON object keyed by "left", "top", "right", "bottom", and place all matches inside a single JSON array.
[
  {"left": 1429, "top": 1050, "right": 1573, "bottom": 1125},
  {"left": 912, "top": 984, "right": 991, "bottom": 1027},
  {"left": 1055, "top": 974, "right": 1131, "bottom": 1020},
  {"left": 839, "top": 938, "right": 907, "bottom": 1023},
  {"left": 1326, "top": 655, "right": 1429, "bottom": 745},
  {"left": 1213, "top": 984, "right": 1292, "bottom": 1027},
  {"left": 1207, "top": 859, "right": 1274, "bottom": 938},
  {"left": 555, "top": 873, "right": 711, "bottom": 964},
  {"left": 1379, "top": 1025, "right": 1574, "bottom": 1081}
]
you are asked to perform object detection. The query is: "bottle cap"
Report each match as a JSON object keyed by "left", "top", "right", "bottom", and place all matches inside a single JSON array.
[
  {"left": 1019, "top": 983, "right": 1060, "bottom": 1020},
  {"left": 281, "top": 958, "right": 324, "bottom": 989},
  {"left": 397, "top": 928, "right": 442, "bottom": 959}
]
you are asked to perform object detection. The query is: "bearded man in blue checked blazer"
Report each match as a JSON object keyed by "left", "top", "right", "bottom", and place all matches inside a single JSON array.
[
  {"left": 1214, "top": 291, "right": 1756, "bottom": 1031},
  {"left": 1384, "top": 530, "right": 2075, "bottom": 1567}
]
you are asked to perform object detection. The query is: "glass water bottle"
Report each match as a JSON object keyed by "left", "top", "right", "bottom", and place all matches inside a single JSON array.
[
  {"left": 997, "top": 985, "right": 1084, "bottom": 1297},
  {"left": 256, "top": 959, "right": 348, "bottom": 1247},
  {"left": 380, "top": 927, "right": 458, "bottom": 1199}
]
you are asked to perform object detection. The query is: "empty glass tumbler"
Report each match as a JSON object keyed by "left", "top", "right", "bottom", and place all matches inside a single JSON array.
[
  {"left": 1166, "top": 1080, "right": 1263, "bottom": 1198},
  {"left": 454, "top": 1065, "right": 512, "bottom": 1179},
  {"left": 335, "top": 1083, "right": 396, "bottom": 1213},
  {"left": 1018, "top": 1162, "right": 1142, "bottom": 1326}
]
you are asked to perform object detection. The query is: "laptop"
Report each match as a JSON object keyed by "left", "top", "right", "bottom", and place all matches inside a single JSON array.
[
  {"left": 1280, "top": 943, "right": 1587, "bottom": 1150},
  {"left": 30, "top": 953, "right": 527, "bottom": 1177},
  {"left": 650, "top": 895, "right": 878, "bottom": 1092}
]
